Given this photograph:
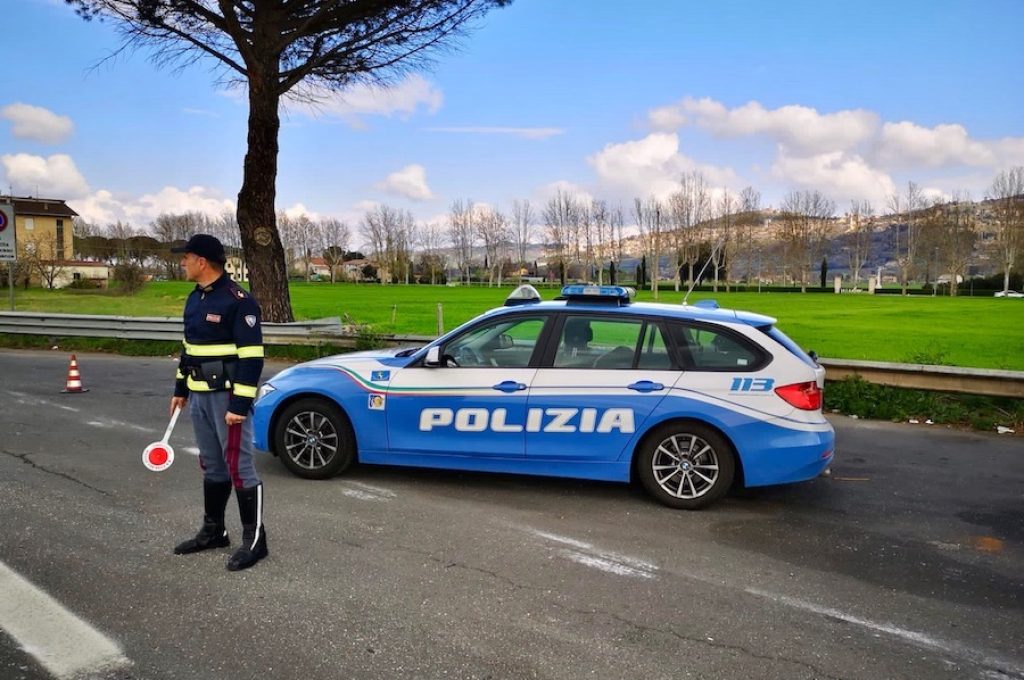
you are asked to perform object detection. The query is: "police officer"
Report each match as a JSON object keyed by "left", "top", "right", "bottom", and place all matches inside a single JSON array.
[{"left": 169, "top": 234, "right": 268, "bottom": 571}]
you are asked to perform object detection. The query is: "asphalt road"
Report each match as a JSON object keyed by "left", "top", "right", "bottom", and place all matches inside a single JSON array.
[{"left": 0, "top": 349, "right": 1022, "bottom": 680}]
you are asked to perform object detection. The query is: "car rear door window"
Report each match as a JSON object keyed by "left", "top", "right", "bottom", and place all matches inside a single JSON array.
[
  {"left": 668, "top": 321, "right": 766, "bottom": 371},
  {"left": 554, "top": 316, "right": 643, "bottom": 369}
]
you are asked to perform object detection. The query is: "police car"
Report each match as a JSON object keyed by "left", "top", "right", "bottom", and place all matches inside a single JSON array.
[{"left": 252, "top": 285, "right": 834, "bottom": 509}]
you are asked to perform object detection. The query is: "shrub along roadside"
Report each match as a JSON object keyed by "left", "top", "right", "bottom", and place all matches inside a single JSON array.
[
  {"left": 0, "top": 334, "right": 1019, "bottom": 434},
  {"left": 825, "top": 376, "right": 1023, "bottom": 433}
]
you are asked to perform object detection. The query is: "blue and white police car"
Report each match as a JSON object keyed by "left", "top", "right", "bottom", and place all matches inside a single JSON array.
[{"left": 252, "top": 285, "right": 834, "bottom": 509}]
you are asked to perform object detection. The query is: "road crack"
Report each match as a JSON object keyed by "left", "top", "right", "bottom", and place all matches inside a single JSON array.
[
  {"left": 1, "top": 448, "right": 111, "bottom": 497},
  {"left": 553, "top": 603, "right": 848, "bottom": 680}
]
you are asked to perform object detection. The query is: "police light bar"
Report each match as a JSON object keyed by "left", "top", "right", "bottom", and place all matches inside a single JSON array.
[
  {"left": 504, "top": 284, "right": 543, "bottom": 306},
  {"left": 559, "top": 284, "right": 635, "bottom": 305}
]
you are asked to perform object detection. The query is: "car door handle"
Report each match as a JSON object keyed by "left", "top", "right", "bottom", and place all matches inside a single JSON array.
[
  {"left": 627, "top": 380, "right": 664, "bottom": 393},
  {"left": 493, "top": 380, "right": 527, "bottom": 393}
]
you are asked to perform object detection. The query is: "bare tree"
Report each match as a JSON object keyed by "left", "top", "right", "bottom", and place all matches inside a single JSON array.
[
  {"left": 448, "top": 199, "right": 476, "bottom": 285},
  {"left": 633, "top": 196, "right": 665, "bottom": 299},
  {"left": 509, "top": 199, "right": 534, "bottom": 281},
  {"left": 779, "top": 190, "right": 835, "bottom": 292},
  {"left": 987, "top": 166, "right": 1024, "bottom": 294},
  {"left": 318, "top": 218, "right": 351, "bottom": 283},
  {"left": 888, "top": 181, "right": 925, "bottom": 294},
  {"left": 935, "top": 194, "right": 977, "bottom": 296},
  {"left": 23, "top": 233, "right": 68, "bottom": 290},
  {"left": 543, "top": 190, "right": 576, "bottom": 285},
  {"left": 736, "top": 186, "right": 761, "bottom": 283},
  {"left": 281, "top": 212, "right": 317, "bottom": 281},
  {"left": 67, "top": 0, "right": 512, "bottom": 320},
  {"left": 848, "top": 200, "right": 874, "bottom": 289},
  {"left": 714, "top": 189, "right": 737, "bottom": 292},
  {"left": 418, "top": 220, "right": 447, "bottom": 285},
  {"left": 361, "top": 204, "right": 408, "bottom": 284},
  {"left": 476, "top": 206, "right": 508, "bottom": 286},
  {"left": 668, "top": 171, "right": 711, "bottom": 290},
  {"left": 591, "top": 199, "right": 609, "bottom": 284}
]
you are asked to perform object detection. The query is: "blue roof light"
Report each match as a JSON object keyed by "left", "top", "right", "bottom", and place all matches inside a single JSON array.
[{"left": 559, "top": 284, "right": 635, "bottom": 305}]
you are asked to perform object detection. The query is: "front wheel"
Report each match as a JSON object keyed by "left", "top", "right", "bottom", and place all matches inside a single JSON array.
[
  {"left": 636, "top": 422, "right": 735, "bottom": 509},
  {"left": 273, "top": 398, "right": 355, "bottom": 480}
]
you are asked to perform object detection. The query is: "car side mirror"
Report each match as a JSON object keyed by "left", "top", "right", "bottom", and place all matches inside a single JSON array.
[
  {"left": 498, "top": 333, "right": 514, "bottom": 349},
  {"left": 425, "top": 346, "right": 441, "bottom": 367}
]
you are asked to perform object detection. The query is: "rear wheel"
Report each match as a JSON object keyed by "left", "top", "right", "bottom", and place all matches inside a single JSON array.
[
  {"left": 273, "top": 398, "right": 355, "bottom": 479},
  {"left": 637, "top": 422, "right": 735, "bottom": 509}
]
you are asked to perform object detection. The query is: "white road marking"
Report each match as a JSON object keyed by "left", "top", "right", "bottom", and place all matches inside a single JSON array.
[
  {"left": 183, "top": 446, "right": 200, "bottom": 457},
  {"left": 0, "top": 560, "right": 130, "bottom": 679},
  {"left": 346, "top": 481, "right": 397, "bottom": 498},
  {"left": 5, "top": 391, "right": 79, "bottom": 413},
  {"left": 525, "top": 527, "right": 658, "bottom": 579},
  {"left": 340, "top": 481, "right": 396, "bottom": 502},
  {"left": 746, "top": 588, "right": 1024, "bottom": 678},
  {"left": 85, "top": 418, "right": 150, "bottom": 433}
]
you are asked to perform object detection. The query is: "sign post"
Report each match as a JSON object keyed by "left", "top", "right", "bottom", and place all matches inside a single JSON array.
[{"left": 0, "top": 203, "right": 16, "bottom": 310}]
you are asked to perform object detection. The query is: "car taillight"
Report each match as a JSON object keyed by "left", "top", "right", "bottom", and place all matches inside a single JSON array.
[{"left": 774, "top": 381, "right": 822, "bottom": 410}]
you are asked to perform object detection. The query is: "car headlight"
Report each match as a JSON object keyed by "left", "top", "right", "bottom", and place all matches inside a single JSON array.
[{"left": 256, "top": 382, "right": 277, "bottom": 402}]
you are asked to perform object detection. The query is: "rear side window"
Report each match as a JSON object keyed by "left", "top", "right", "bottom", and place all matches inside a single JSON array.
[
  {"left": 668, "top": 321, "right": 768, "bottom": 371},
  {"left": 762, "top": 326, "right": 818, "bottom": 368}
]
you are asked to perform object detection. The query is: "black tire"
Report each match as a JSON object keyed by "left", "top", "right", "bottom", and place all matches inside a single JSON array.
[
  {"left": 273, "top": 397, "right": 356, "bottom": 480},
  {"left": 636, "top": 422, "right": 735, "bottom": 510}
]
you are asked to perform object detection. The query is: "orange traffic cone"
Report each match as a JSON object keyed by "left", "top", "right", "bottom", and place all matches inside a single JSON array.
[{"left": 61, "top": 354, "right": 89, "bottom": 393}]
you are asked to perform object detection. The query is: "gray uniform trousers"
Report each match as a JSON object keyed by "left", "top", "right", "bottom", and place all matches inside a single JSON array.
[{"left": 189, "top": 391, "right": 261, "bottom": 489}]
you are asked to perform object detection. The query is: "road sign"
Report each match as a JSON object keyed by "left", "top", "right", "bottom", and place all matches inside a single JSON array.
[{"left": 0, "top": 203, "right": 15, "bottom": 263}]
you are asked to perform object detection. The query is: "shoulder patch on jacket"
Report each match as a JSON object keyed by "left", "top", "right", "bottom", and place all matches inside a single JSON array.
[{"left": 233, "top": 288, "right": 247, "bottom": 299}]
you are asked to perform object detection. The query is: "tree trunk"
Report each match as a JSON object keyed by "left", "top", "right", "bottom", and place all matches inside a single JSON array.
[{"left": 237, "top": 75, "right": 294, "bottom": 322}]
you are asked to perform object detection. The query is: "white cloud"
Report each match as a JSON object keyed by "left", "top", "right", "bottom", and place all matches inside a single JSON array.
[
  {"left": 425, "top": 126, "right": 564, "bottom": 140},
  {"left": 771, "top": 151, "right": 896, "bottom": 207},
  {"left": 282, "top": 202, "right": 323, "bottom": 221},
  {"left": 587, "top": 132, "right": 736, "bottom": 201},
  {"left": 877, "top": 121, "right": 997, "bottom": 168},
  {"left": 375, "top": 164, "right": 433, "bottom": 201},
  {"left": 286, "top": 75, "right": 443, "bottom": 128},
  {"left": 69, "top": 186, "right": 234, "bottom": 226},
  {"left": 1, "top": 103, "right": 74, "bottom": 144},
  {"left": 536, "top": 180, "right": 595, "bottom": 207},
  {"left": 1, "top": 153, "right": 88, "bottom": 197},
  {"left": 650, "top": 97, "right": 879, "bottom": 155}
]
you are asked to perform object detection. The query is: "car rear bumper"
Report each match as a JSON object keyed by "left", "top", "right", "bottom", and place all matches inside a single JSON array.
[{"left": 737, "top": 421, "right": 835, "bottom": 487}]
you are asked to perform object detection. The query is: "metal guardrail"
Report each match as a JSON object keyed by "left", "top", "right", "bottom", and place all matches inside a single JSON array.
[
  {"left": 1, "top": 312, "right": 1022, "bottom": 397},
  {"left": 0, "top": 311, "right": 356, "bottom": 347},
  {"left": 817, "top": 358, "right": 1024, "bottom": 399}
]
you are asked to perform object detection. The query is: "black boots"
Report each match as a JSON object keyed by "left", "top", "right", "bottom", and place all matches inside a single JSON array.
[
  {"left": 173, "top": 479, "right": 232, "bottom": 554},
  {"left": 227, "top": 483, "right": 268, "bottom": 571}
]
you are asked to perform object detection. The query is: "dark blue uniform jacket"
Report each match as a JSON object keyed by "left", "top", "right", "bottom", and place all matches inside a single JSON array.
[{"left": 174, "top": 273, "right": 264, "bottom": 415}]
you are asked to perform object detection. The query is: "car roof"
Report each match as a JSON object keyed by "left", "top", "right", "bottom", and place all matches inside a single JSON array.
[{"left": 483, "top": 299, "right": 777, "bottom": 328}]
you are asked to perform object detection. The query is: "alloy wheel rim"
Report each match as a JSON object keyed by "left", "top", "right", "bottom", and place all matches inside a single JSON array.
[
  {"left": 284, "top": 411, "right": 339, "bottom": 470},
  {"left": 651, "top": 433, "right": 720, "bottom": 499}
]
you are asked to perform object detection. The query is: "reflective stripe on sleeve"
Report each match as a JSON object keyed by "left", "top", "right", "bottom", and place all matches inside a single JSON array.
[
  {"left": 183, "top": 341, "right": 238, "bottom": 357},
  {"left": 237, "top": 346, "right": 265, "bottom": 359},
  {"left": 233, "top": 383, "right": 258, "bottom": 398},
  {"left": 175, "top": 369, "right": 185, "bottom": 380},
  {"left": 186, "top": 376, "right": 215, "bottom": 392}
]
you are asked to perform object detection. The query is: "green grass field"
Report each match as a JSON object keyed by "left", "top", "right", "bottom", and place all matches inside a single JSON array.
[{"left": 7, "top": 282, "right": 1024, "bottom": 370}]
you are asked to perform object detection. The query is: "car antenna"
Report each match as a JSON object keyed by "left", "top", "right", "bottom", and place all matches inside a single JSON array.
[{"left": 682, "top": 238, "right": 723, "bottom": 306}]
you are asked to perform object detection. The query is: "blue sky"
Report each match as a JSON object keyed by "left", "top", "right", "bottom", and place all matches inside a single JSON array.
[{"left": 3, "top": 0, "right": 1023, "bottom": 239}]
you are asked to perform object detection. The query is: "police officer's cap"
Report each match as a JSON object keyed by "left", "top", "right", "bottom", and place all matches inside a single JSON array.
[{"left": 171, "top": 234, "right": 227, "bottom": 265}]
